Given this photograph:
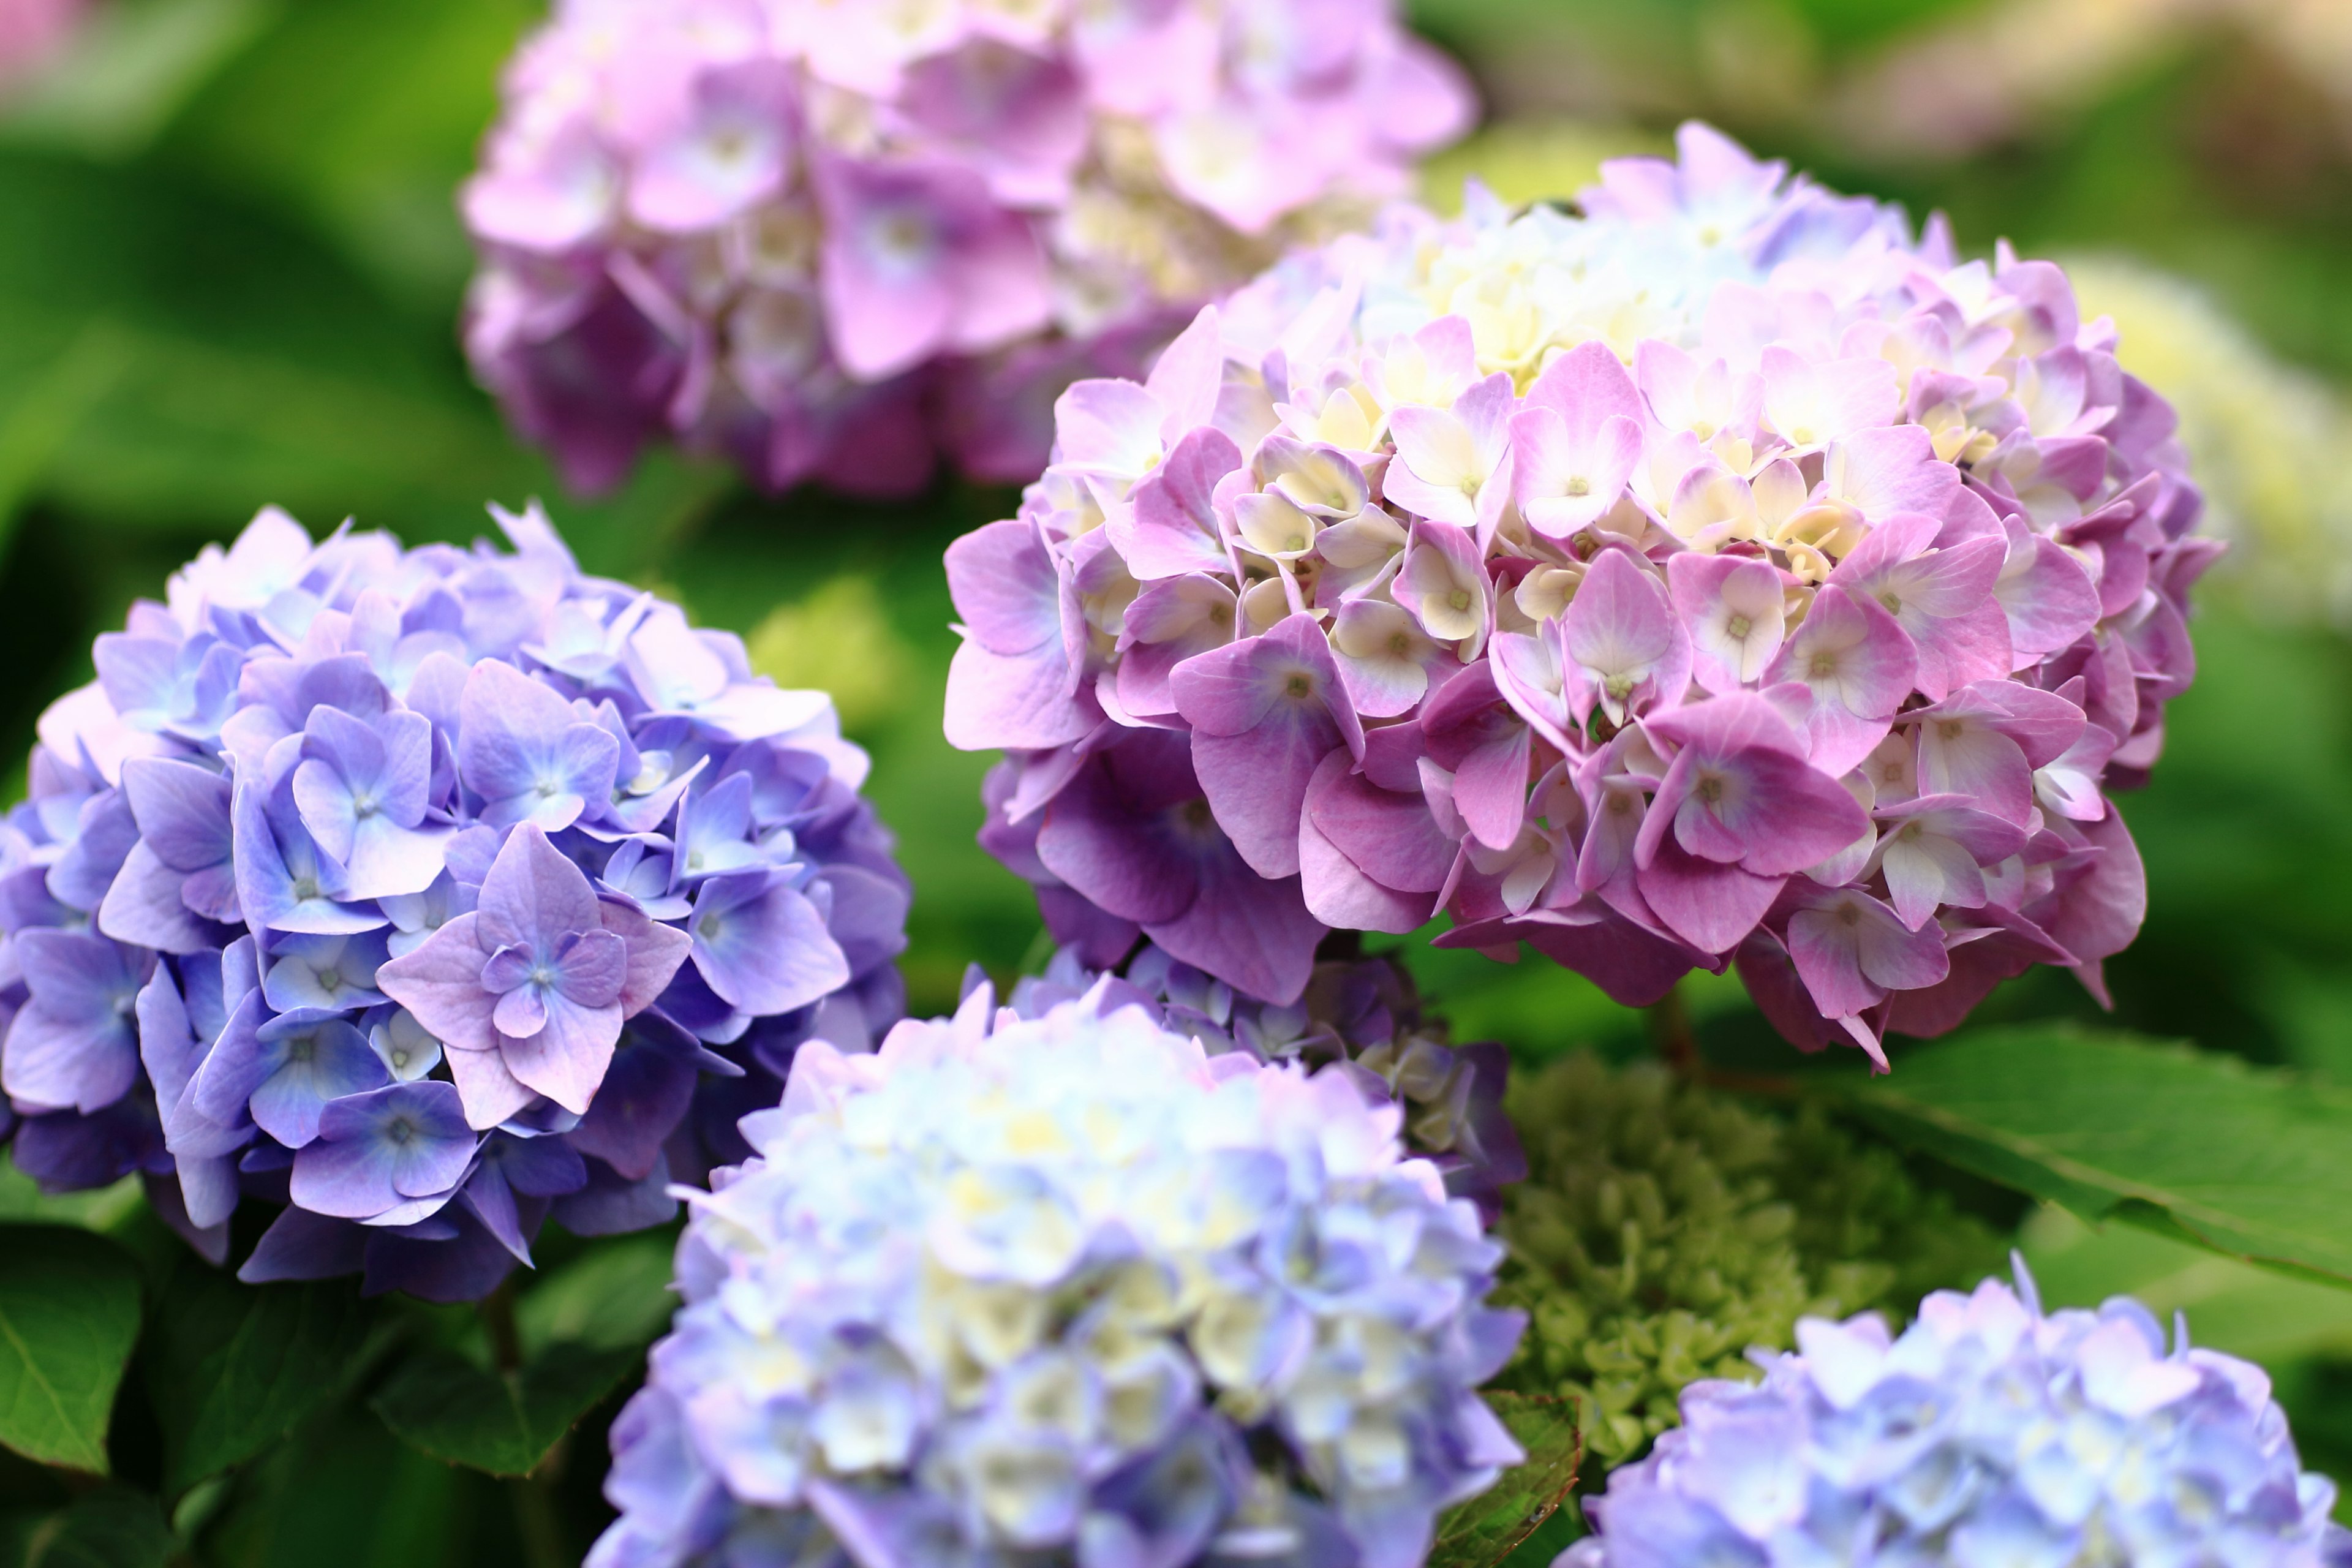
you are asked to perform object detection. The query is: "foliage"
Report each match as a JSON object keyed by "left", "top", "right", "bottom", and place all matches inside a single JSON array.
[
  {"left": 0, "top": 1227, "right": 141, "bottom": 1473},
  {"left": 1838, "top": 1025, "right": 2352, "bottom": 1286}
]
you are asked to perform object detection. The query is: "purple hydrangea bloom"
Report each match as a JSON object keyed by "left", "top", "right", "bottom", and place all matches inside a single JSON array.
[
  {"left": 461, "top": 0, "right": 1473, "bottom": 500},
  {"left": 590, "top": 982, "right": 1525, "bottom": 1568},
  {"left": 946, "top": 123, "right": 2214, "bottom": 1066},
  {"left": 1565, "top": 1260, "right": 2352, "bottom": 1568},
  {"left": 0, "top": 505, "right": 908, "bottom": 1300}
]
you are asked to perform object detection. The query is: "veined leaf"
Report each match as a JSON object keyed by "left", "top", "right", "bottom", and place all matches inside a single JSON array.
[
  {"left": 144, "top": 1260, "right": 379, "bottom": 1496},
  {"left": 1430, "top": 1393, "right": 1582, "bottom": 1568},
  {"left": 0, "top": 1225, "right": 143, "bottom": 1472},
  {"left": 370, "top": 1342, "right": 638, "bottom": 1477},
  {"left": 1842, "top": 1027, "right": 2352, "bottom": 1287}
]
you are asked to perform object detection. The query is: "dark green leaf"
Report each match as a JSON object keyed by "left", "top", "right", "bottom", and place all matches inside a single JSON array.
[
  {"left": 21, "top": 1485, "right": 173, "bottom": 1568},
  {"left": 514, "top": 1233, "right": 678, "bottom": 1357},
  {"left": 1430, "top": 1393, "right": 1583, "bottom": 1568},
  {"left": 144, "top": 1260, "right": 379, "bottom": 1497},
  {"left": 369, "top": 1342, "right": 638, "bottom": 1477},
  {"left": 1842, "top": 1027, "right": 2352, "bottom": 1287},
  {"left": 0, "top": 1225, "right": 143, "bottom": 1473}
]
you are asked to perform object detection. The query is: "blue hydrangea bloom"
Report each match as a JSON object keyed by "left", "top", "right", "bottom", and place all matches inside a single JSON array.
[
  {"left": 1564, "top": 1259, "right": 2352, "bottom": 1568},
  {"left": 0, "top": 505, "right": 908, "bottom": 1300},
  {"left": 592, "top": 981, "right": 1526, "bottom": 1568}
]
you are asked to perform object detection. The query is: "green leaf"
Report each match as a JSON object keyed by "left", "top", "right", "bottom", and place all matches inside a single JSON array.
[
  {"left": 20, "top": 1486, "right": 173, "bottom": 1568},
  {"left": 1842, "top": 1027, "right": 2352, "bottom": 1287},
  {"left": 0, "top": 145, "right": 731, "bottom": 578},
  {"left": 144, "top": 1260, "right": 379, "bottom": 1497},
  {"left": 1430, "top": 1393, "right": 1583, "bottom": 1568},
  {"left": 369, "top": 1342, "right": 639, "bottom": 1477},
  {"left": 514, "top": 1233, "right": 678, "bottom": 1357},
  {"left": 0, "top": 1225, "right": 143, "bottom": 1473}
]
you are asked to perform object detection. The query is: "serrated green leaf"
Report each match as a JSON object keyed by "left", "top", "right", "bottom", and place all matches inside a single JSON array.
[
  {"left": 21, "top": 1485, "right": 173, "bottom": 1568},
  {"left": 0, "top": 1225, "right": 143, "bottom": 1473},
  {"left": 1842, "top": 1027, "right": 2352, "bottom": 1287},
  {"left": 1430, "top": 1393, "right": 1583, "bottom": 1568},
  {"left": 144, "top": 1260, "right": 379, "bottom": 1497},
  {"left": 370, "top": 1342, "right": 638, "bottom": 1477}
]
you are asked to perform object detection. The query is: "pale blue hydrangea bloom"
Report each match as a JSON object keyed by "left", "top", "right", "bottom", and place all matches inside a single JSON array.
[
  {"left": 1564, "top": 1259, "right": 2352, "bottom": 1568},
  {"left": 592, "top": 982, "right": 1526, "bottom": 1568}
]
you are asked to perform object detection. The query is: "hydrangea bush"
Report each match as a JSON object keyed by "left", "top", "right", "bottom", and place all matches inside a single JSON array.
[
  {"left": 1495, "top": 1051, "right": 2004, "bottom": 1466},
  {"left": 462, "top": 0, "right": 1472, "bottom": 498},
  {"left": 0, "top": 505, "right": 908, "bottom": 1299},
  {"left": 946, "top": 122, "right": 2213, "bottom": 1061},
  {"left": 592, "top": 982, "right": 1526, "bottom": 1568},
  {"left": 1002, "top": 940, "right": 1525, "bottom": 1210},
  {"left": 1566, "top": 1264, "right": 2352, "bottom": 1568}
]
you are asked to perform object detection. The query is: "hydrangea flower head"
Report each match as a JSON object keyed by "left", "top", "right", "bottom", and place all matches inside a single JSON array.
[
  {"left": 0, "top": 504, "right": 908, "bottom": 1300},
  {"left": 1002, "top": 940, "right": 1526, "bottom": 1211},
  {"left": 590, "top": 981, "right": 1525, "bottom": 1568},
  {"left": 947, "top": 122, "right": 2213, "bottom": 1062},
  {"left": 1564, "top": 1261, "right": 2352, "bottom": 1568},
  {"left": 462, "top": 0, "right": 1473, "bottom": 499}
]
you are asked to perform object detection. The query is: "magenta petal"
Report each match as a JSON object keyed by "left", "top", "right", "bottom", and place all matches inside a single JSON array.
[
  {"left": 1449, "top": 725, "right": 1532, "bottom": 853},
  {"left": 1998, "top": 530, "right": 2101, "bottom": 661},
  {"left": 2045, "top": 805, "right": 2147, "bottom": 970},
  {"left": 1856, "top": 902, "right": 1950, "bottom": 992},
  {"left": 1787, "top": 896, "right": 1886, "bottom": 1019},
  {"left": 1820, "top": 425, "right": 1958, "bottom": 519},
  {"left": 1172, "top": 615, "right": 1359, "bottom": 880},
  {"left": 1636, "top": 838, "right": 1783, "bottom": 954},
  {"left": 1306, "top": 760, "right": 1455, "bottom": 895},
  {"left": 1115, "top": 426, "right": 1241, "bottom": 579},
  {"left": 1188, "top": 723, "right": 1340, "bottom": 881},
  {"left": 1298, "top": 753, "right": 1431, "bottom": 934},
  {"left": 1733, "top": 928, "right": 1849, "bottom": 1054},
  {"left": 1516, "top": 905, "right": 1697, "bottom": 1007}
]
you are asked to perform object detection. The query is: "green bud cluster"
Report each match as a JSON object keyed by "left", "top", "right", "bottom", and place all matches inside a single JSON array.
[{"left": 1491, "top": 1052, "right": 2005, "bottom": 1465}]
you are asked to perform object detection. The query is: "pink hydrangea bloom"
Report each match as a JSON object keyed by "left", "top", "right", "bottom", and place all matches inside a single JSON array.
[
  {"left": 461, "top": 0, "right": 1472, "bottom": 498},
  {"left": 945, "top": 123, "right": 2217, "bottom": 1066}
]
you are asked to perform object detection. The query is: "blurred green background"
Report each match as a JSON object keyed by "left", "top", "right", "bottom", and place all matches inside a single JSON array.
[{"left": 2, "top": 0, "right": 2351, "bottom": 1558}]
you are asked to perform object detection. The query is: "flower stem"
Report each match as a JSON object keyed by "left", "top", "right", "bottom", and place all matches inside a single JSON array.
[
  {"left": 480, "top": 1279, "right": 567, "bottom": 1568},
  {"left": 1647, "top": 985, "right": 1698, "bottom": 1076}
]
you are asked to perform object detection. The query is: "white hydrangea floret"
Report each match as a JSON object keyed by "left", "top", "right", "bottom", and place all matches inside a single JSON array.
[{"left": 591, "top": 983, "right": 1527, "bottom": 1568}]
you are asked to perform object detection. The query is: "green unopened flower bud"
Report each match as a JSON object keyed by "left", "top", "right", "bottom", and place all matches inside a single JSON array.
[{"left": 1490, "top": 1053, "right": 2005, "bottom": 1468}]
